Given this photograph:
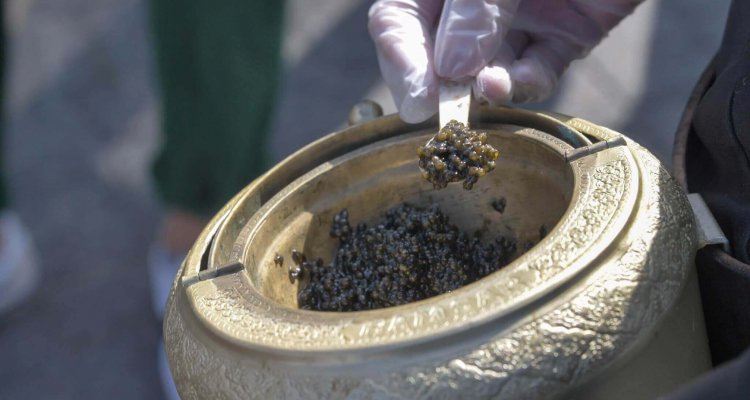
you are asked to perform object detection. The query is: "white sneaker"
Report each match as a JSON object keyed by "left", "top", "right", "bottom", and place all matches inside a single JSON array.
[{"left": 0, "top": 211, "right": 40, "bottom": 315}]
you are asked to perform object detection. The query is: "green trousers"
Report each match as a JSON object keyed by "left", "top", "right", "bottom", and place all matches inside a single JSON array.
[
  {"left": 149, "top": 0, "right": 285, "bottom": 216},
  {"left": 0, "top": 1, "right": 284, "bottom": 214}
]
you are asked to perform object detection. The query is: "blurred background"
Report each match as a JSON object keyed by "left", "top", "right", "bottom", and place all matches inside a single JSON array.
[{"left": 0, "top": 0, "right": 732, "bottom": 398}]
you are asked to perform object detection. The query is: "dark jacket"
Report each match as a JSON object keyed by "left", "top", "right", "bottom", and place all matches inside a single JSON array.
[{"left": 668, "top": 0, "right": 750, "bottom": 398}]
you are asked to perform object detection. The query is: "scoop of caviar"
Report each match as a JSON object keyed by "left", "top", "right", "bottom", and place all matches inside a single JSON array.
[
  {"left": 295, "top": 204, "right": 517, "bottom": 312},
  {"left": 417, "top": 120, "right": 500, "bottom": 190}
]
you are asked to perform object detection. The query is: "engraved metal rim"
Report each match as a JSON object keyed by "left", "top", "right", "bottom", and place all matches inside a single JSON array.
[{"left": 177, "top": 109, "right": 639, "bottom": 357}]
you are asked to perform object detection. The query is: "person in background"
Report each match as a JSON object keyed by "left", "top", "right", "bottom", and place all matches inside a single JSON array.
[
  {"left": 368, "top": 0, "right": 749, "bottom": 398},
  {"left": 0, "top": 0, "right": 286, "bottom": 398},
  {"left": 148, "top": 1, "right": 285, "bottom": 398},
  {"left": 0, "top": 4, "right": 38, "bottom": 317},
  {"left": 147, "top": 0, "right": 284, "bottom": 329}
]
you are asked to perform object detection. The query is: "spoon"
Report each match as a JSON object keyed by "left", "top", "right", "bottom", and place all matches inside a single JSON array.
[{"left": 425, "top": 80, "right": 473, "bottom": 148}]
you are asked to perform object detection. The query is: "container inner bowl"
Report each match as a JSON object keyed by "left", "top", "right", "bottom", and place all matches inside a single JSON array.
[{"left": 240, "top": 127, "right": 574, "bottom": 309}]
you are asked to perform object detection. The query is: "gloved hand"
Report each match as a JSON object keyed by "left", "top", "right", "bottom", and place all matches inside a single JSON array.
[{"left": 368, "top": 0, "right": 643, "bottom": 123}]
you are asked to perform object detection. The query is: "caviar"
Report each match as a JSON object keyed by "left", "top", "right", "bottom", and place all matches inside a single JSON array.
[
  {"left": 491, "top": 197, "right": 507, "bottom": 214},
  {"left": 417, "top": 120, "right": 500, "bottom": 190},
  {"left": 294, "top": 204, "right": 517, "bottom": 312},
  {"left": 288, "top": 250, "right": 305, "bottom": 283},
  {"left": 539, "top": 224, "right": 548, "bottom": 240}
]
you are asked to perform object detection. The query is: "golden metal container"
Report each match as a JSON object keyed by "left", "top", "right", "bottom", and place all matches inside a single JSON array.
[{"left": 164, "top": 106, "right": 711, "bottom": 399}]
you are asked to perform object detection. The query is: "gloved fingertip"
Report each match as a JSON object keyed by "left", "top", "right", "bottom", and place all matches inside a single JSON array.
[
  {"left": 475, "top": 65, "right": 513, "bottom": 105},
  {"left": 509, "top": 58, "right": 557, "bottom": 103}
]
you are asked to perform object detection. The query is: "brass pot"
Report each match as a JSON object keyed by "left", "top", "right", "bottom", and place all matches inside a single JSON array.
[{"left": 164, "top": 106, "right": 711, "bottom": 399}]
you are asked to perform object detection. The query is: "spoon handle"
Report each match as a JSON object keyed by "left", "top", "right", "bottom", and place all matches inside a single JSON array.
[{"left": 439, "top": 80, "right": 472, "bottom": 129}]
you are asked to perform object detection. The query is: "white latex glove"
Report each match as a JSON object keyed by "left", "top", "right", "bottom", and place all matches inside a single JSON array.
[{"left": 369, "top": 0, "right": 642, "bottom": 123}]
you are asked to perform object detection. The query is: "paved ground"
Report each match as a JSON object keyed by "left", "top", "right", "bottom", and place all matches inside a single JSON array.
[{"left": 0, "top": 0, "right": 731, "bottom": 398}]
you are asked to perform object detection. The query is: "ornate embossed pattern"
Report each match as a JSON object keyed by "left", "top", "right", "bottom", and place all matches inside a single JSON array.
[
  {"left": 520, "top": 159, "right": 630, "bottom": 283},
  {"left": 199, "top": 283, "right": 344, "bottom": 346},
  {"left": 565, "top": 118, "right": 618, "bottom": 141},
  {"left": 166, "top": 288, "right": 361, "bottom": 399}
]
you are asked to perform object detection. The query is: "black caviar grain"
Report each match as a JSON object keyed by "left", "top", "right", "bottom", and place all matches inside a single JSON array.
[
  {"left": 417, "top": 120, "right": 500, "bottom": 190},
  {"left": 274, "top": 253, "right": 284, "bottom": 267},
  {"left": 288, "top": 249, "right": 306, "bottom": 283},
  {"left": 492, "top": 197, "right": 507, "bottom": 214},
  {"left": 524, "top": 241, "right": 535, "bottom": 252},
  {"left": 539, "top": 224, "right": 548, "bottom": 240},
  {"left": 288, "top": 265, "right": 303, "bottom": 284},
  {"left": 295, "top": 204, "right": 517, "bottom": 312}
]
